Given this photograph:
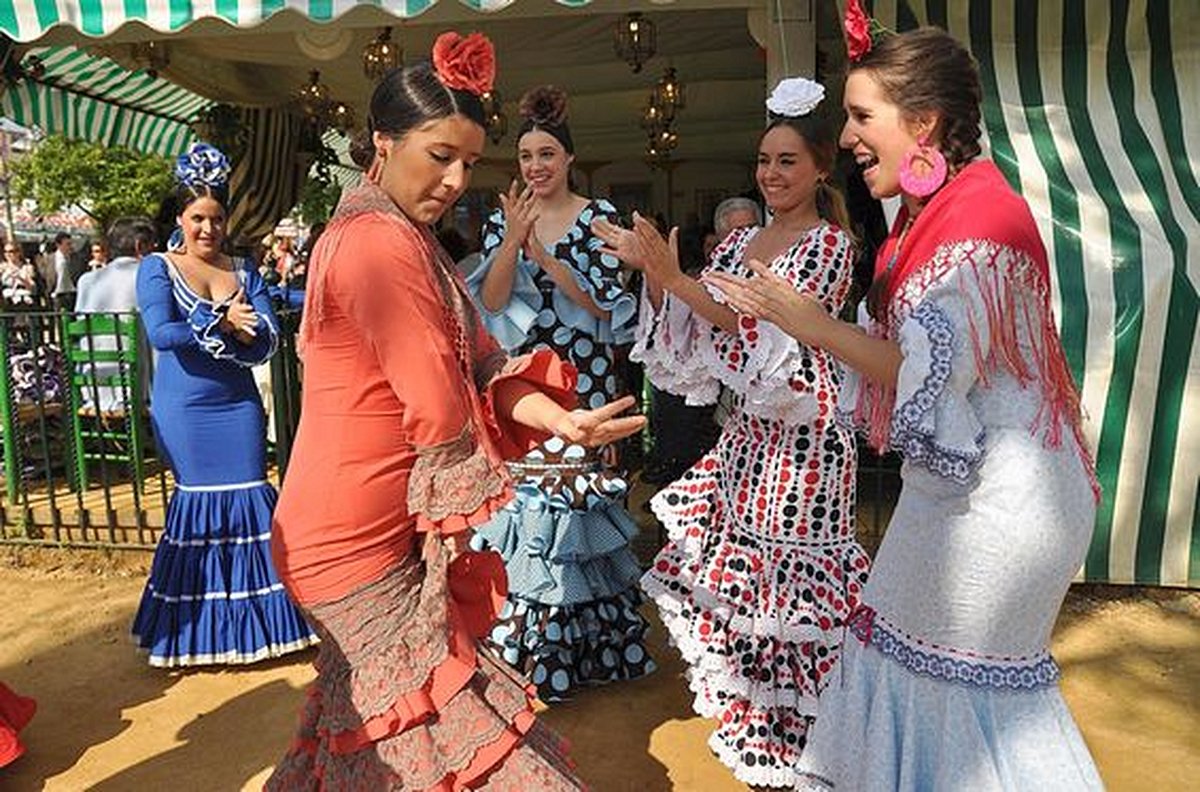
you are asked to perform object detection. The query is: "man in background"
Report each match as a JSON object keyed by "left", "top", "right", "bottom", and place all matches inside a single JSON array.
[
  {"left": 50, "top": 231, "right": 77, "bottom": 312},
  {"left": 73, "top": 217, "right": 157, "bottom": 412}
]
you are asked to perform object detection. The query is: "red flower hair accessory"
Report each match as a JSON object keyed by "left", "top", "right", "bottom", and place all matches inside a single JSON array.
[
  {"left": 432, "top": 31, "right": 496, "bottom": 96},
  {"left": 844, "top": 0, "right": 872, "bottom": 62}
]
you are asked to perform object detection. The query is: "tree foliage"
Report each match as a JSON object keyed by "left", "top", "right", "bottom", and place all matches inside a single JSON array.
[
  {"left": 9, "top": 135, "right": 173, "bottom": 232},
  {"left": 294, "top": 141, "right": 345, "bottom": 226}
]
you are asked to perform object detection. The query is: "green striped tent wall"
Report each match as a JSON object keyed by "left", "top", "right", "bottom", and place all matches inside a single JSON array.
[
  {"left": 0, "top": 0, "right": 596, "bottom": 42},
  {"left": 867, "top": 0, "right": 1198, "bottom": 586}
]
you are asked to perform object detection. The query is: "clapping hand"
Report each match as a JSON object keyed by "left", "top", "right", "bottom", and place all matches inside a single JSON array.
[
  {"left": 550, "top": 395, "right": 646, "bottom": 448},
  {"left": 592, "top": 212, "right": 683, "bottom": 287},
  {"left": 218, "top": 289, "right": 259, "bottom": 341},
  {"left": 703, "top": 260, "right": 830, "bottom": 346},
  {"left": 499, "top": 179, "right": 538, "bottom": 247}
]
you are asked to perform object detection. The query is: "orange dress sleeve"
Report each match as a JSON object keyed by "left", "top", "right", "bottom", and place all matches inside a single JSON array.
[
  {"left": 468, "top": 308, "right": 579, "bottom": 460},
  {"left": 328, "top": 214, "right": 511, "bottom": 536}
]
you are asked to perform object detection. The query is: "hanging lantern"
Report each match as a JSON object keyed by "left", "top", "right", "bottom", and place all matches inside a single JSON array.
[
  {"left": 295, "top": 70, "right": 331, "bottom": 121},
  {"left": 328, "top": 101, "right": 357, "bottom": 135},
  {"left": 481, "top": 91, "right": 508, "bottom": 145},
  {"left": 653, "top": 67, "right": 686, "bottom": 116},
  {"left": 362, "top": 27, "right": 402, "bottom": 81},
  {"left": 614, "top": 12, "right": 656, "bottom": 74}
]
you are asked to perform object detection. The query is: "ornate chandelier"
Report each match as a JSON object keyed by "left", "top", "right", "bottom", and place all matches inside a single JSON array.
[
  {"left": 613, "top": 12, "right": 656, "bottom": 74},
  {"left": 362, "top": 28, "right": 402, "bottom": 81}
]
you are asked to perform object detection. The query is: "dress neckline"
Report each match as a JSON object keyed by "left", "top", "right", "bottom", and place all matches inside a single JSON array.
[
  {"left": 739, "top": 222, "right": 826, "bottom": 268},
  {"left": 161, "top": 253, "right": 243, "bottom": 305}
]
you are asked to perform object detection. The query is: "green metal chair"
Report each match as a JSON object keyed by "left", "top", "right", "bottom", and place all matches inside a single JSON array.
[{"left": 61, "top": 313, "right": 147, "bottom": 493}]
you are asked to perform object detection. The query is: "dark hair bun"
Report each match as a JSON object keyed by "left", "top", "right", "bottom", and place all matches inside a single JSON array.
[
  {"left": 349, "top": 129, "right": 376, "bottom": 169},
  {"left": 518, "top": 85, "right": 568, "bottom": 127}
]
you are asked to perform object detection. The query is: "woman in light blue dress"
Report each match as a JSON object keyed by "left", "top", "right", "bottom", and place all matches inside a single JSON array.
[{"left": 468, "top": 85, "right": 654, "bottom": 700}]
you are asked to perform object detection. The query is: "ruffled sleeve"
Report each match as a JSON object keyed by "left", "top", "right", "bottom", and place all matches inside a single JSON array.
[
  {"left": 470, "top": 316, "right": 578, "bottom": 460},
  {"left": 890, "top": 270, "right": 988, "bottom": 483},
  {"left": 635, "top": 225, "right": 854, "bottom": 425},
  {"left": 466, "top": 208, "right": 541, "bottom": 351},
  {"left": 191, "top": 263, "right": 280, "bottom": 367},
  {"left": 136, "top": 254, "right": 279, "bottom": 367},
  {"left": 549, "top": 199, "right": 637, "bottom": 345},
  {"left": 328, "top": 214, "right": 513, "bottom": 537}
]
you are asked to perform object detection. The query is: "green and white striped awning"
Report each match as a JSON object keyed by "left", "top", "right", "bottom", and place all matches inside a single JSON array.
[
  {"left": 1, "top": 45, "right": 209, "bottom": 155},
  {"left": 0, "top": 0, "right": 594, "bottom": 43},
  {"left": 872, "top": 0, "right": 1198, "bottom": 586}
]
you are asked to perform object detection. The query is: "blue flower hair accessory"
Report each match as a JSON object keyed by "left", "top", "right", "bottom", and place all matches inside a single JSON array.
[{"left": 174, "top": 142, "right": 230, "bottom": 189}]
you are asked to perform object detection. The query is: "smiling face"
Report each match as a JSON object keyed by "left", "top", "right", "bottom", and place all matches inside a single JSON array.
[
  {"left": 177, "top": 195, "right": 226, "bottom": 258},
  {"left": 517, "top": 129, "right": 572, "bottom": 198},
  {"left": 756, "top": 125, "right": 825, "bottom": 215},
  {"left": 374, "top": 114, "right": 485, "bottom": 225},
  {"left": 841, "top": 69, "right": 928, "bottom": 199}
]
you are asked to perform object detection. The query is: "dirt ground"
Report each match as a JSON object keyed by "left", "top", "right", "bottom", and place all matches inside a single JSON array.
[{"left": 0, "top": 545, "right": 1196, "bottom": 792}]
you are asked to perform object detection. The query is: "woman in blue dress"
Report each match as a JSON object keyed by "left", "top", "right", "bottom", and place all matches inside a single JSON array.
[
  {"left": 468, "top": 86, "right": 654, "bottom": 700},
  {"left": 131, "top": 143, "right": 317, "bottom": 667}
]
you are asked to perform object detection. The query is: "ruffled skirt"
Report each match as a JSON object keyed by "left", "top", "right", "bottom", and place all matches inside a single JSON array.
[
  {"left": 267, "top": 551, "right": 583, "bottom": 791},
  {"left": 472, "top": 438, "right": 655, "bottom": 701},
  {"left": 642, "top": 444, "right": 870, "bottom": 788},
  {"left": 132, "top": 482, "right": 318, "bottom": 667}
]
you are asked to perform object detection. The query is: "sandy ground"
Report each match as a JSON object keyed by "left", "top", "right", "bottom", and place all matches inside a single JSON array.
[{"left": 0, "top": 547, "right": 1196, "bottom": 791}]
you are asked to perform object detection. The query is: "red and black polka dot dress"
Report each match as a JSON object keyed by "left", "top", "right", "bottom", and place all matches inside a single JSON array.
[{"left": 635, "top": 225, "right": 872, "bottom": 788}]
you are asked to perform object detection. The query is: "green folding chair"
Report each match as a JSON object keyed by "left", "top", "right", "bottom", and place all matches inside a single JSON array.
[{"left": 61, "top": 313, "right": 147, "bottom": 493}]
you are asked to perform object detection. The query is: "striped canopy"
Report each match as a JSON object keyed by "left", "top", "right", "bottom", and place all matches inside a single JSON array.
[
  {"left": 0, "top": 0, "right": 594, "bottom": 42},
  {"left": 1, "top": 46, "right": 207, "bottom": 156},
  {"left": 870, "top": 0, "right": 1198, "bottom": 587}
]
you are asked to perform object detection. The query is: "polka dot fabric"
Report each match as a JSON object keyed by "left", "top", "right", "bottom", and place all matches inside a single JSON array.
[
  {"left": 472, "top": 205, "right": 651, "bottom": 701},
  {"left": 638, "top": 224, "right": 870, "bottom": 787}
]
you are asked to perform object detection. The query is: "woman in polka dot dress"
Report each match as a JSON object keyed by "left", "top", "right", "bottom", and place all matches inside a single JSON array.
[
  {"left": 594, "top": 78, "right": 871, "bottom": 788},
  {"left": 467, "top": 85, "right": 654, "bottom": 701}
]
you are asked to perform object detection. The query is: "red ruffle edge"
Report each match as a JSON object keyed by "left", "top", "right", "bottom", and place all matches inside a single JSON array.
[
  {"left": 482, "top": 349, "right": 578, "bottom": 461},
  {"left": 0, "top": 682, "right": 36, "bottom": 768}
]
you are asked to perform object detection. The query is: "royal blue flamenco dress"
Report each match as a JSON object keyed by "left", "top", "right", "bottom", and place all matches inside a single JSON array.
[{"left": 131, "top": 253, "right": 317, "bottom": 667}]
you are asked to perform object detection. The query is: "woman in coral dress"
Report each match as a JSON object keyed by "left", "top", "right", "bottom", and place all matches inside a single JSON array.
[
  {"left": 267, "top": 33, "right": 642, "bottom": 789},
  {"left": 595, "top": 79, "right": 871, "bottom": 788}
]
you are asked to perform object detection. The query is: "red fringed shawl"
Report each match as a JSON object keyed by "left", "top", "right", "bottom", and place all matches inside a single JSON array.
[{"left": 854, "top": 161, "right": 1092, "bottom": 479}]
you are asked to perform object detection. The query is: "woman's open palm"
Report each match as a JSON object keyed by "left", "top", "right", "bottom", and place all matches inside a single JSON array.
[{"left": 551, "top": 395, "right": 645, "bottom": 448}]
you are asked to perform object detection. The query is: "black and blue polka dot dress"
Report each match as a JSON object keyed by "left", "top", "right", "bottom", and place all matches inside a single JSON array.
[{"left": 467, "top": 199, "right": 656, "bottom": 701}]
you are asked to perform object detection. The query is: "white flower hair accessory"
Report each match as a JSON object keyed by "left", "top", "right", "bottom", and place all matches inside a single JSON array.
[{"left": 766, "top": 77, "right": 825, "bottom": 118}]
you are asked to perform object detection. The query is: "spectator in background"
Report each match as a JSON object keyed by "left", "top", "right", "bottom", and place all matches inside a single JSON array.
[
  {"left": 73, "top": 217, "right": 158, "bottom": 413},
  {"left": 87, "top": 240, "right": 109, "bottom": 271},
  {"left": 75, "top": 218, "right": 157, "bottom": 316},
  {"left": 712, "top": 196, "right": 763, "bottom": 241},
  {"left": 51, "top": 231, "right": 77, "bottom": 312},
  {"left": 1, "top": 240, "right": 37, "bottom": 308}
]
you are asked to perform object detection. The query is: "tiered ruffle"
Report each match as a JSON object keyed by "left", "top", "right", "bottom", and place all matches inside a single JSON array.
[
  {"left": 642, "top": 452, "right": 870, "bottom": 788},
  {"left": 472, "top": 439, "right": 655, "bottom": 701},
  {"left": 267, "top": 552, "right": 583, "bottom": 791},
  {"left": 132, "top": 483, "right": 318, "bottom": 667}
]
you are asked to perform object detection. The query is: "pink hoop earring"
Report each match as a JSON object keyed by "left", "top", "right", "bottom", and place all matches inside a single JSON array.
[{"left": 899, "top": 137, "right": 947, "bottom": 198}]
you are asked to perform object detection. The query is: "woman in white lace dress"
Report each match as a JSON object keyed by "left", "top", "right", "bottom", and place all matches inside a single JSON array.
[
  {"left": 595, "top": 79, "right": 870, "bottom": 789},
  {"left": 709, "top": 27, "right": 1103, "bottom": 791}
]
